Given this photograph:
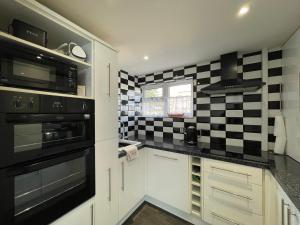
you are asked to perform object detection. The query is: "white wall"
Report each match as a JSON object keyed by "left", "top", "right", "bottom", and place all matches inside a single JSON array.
[{"left": 282, "top": 28, "right": 300, "bottom": 162}]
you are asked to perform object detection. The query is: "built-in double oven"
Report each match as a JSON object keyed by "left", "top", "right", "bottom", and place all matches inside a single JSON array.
[{"left": 0, "top": 91, "right": 95, "bottom": 225}]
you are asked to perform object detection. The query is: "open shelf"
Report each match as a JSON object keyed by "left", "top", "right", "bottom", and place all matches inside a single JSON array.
[
  {"left": 0, "top": 31, "right": 92, "bottom": 69},
  {"left": 0, "top": 0, "right": 95, "bottom": 98},
  {"left": 191, "top": 156, "right": 202, "bottom": 218}
]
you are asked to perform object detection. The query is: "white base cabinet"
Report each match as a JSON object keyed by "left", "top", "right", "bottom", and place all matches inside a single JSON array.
[
  {"left": 118, "top": 149, "right": 146, "bottom": 221},
  {"left": 146, "top": 148, "right": 190, "bottom": 213},
  {"left": 265, "top": 170, "right": 300, "bottom": 225},
  {"left": 51, "top": 199, "right": 95, "bottom": 225},
  {"left": 95, "top": 140, "right": 119, "bottom": 225},
  {"left": 203, "top": 158, "right": 263, "bottom": 225}
]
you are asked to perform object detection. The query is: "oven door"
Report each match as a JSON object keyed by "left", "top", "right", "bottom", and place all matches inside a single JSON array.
[
  {"left": 0, "top": 40, "right": 77, "bottom": 94},
  {"left": 0, "top": 113, "right": 94, "bottom": 168},
  {"left": 0, "top": 147, "right": 95, "bottom": 225}
]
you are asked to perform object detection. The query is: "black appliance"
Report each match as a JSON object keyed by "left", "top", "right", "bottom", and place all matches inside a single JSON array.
[
  {"left": 201, "top": 52, "right": 265, "bottom": 94},
  {"left": 0, "top": 39, "right": 78, "bottom": 94},
  {"left": 184, "top": 126, "right": 198, "bottom": 145},
  {"left": 0, "top": 91, "right": 95, "bottom": 225},
  {"left": 11, "top": 19, "right": 48, "bottom": 47}
]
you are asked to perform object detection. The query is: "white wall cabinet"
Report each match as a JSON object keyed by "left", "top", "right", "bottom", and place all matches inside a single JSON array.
[
  {"left": 94, "top": 41, "right": 118, "bottom": 142},
  {"left": 95, "top": 140, "right": 119, "bottom": 225},
  {"left": 118, "top": 149, "right": 146, "bottom": 221},
  {"left": 146, "top": 148, "right": 190, "bottom": 213},
  {"left": 51, "top": 199, "right": 95, "bottom": 225}
]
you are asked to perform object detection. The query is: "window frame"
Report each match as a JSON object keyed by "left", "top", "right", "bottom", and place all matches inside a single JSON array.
[{"left": 142, "top": 79, "right": 194, "bottom": 118}]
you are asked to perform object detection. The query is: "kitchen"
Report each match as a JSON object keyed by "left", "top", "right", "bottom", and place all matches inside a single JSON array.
[{"left": 0, "top": 0, "right": 300, "bottom": 225}]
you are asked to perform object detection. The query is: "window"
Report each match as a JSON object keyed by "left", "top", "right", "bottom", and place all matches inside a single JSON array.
[{"left": 142, "top": 80, "right": 193, "bottom": 118}]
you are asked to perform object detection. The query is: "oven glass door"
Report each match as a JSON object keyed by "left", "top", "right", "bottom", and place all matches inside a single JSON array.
[
  {"left": 3, "top": 113, "right": 94, "bottom": 167},
  {"left": 15, "top": 155, "right": 86, "bottom": 216},
  {"left": 14, "top": 120, "right": 87, "bottom": 153},
  {"left": 0, "top": 147, "right": 95, "bottom": 225}
]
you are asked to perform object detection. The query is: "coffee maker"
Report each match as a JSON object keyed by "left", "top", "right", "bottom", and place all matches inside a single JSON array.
[{"left": 184, "top": 126, "right": 198, "bottom": 145}]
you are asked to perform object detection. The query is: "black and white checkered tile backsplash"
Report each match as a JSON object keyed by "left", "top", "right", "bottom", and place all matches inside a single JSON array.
[
  {"left": 118, "top": 49, "right": 282, "bottom": 151},
  {"left": 118, "top": 70, "right": 141, "bottom": 138}
]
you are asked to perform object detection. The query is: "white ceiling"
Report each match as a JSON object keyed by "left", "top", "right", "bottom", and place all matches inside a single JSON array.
[{"left": 37, "top": 0, "right": 300, "bottom": 75}]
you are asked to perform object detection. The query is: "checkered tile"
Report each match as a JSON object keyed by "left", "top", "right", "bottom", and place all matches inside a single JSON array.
[
  {"left": 118, "top": 70, "right": 141, "bottom": 137},
  {"left": 267, "top": 48, "right": 283, "bottom": 151},
  {"left": 118, "top": 49, "right": 282, "bottom": 152}
]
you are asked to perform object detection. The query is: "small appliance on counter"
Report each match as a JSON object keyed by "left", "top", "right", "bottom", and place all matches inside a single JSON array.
[
  {"left": 55, "top": 42, "right": 87, "bottom": 61},
  {"left": 184, "top": 126, "right": 198, "bottom": 145},
  {"left": 10, "top": 19, "right": 48, "bottom": 47}
]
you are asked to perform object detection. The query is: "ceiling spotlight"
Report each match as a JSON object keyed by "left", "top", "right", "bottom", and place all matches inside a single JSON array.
[
  {"left": 144, "top": 56, "right": 149, "bottom": 60},
  {"left": 238, "top": 6, "right": 249, "bottom": 17}
]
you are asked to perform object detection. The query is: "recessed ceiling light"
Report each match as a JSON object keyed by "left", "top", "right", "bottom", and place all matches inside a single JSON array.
[
  {"left": 144, "top": 56, "right": 149, "bottom": 60},
  {"left": 238, "top": 6, "right": 249, "bottom": 17}
]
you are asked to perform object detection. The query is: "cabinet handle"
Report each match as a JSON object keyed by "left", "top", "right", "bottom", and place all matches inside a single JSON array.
[
  {"left": 282, "top": 199, "right": 285, "bottom": 225},
  {"left": 288, "top": 207, "right": 291, "bottom": 225},
  {"left": 90, "top": 204, "right": 94, "bottom": 225},
  {"left": 108, "top": 63, "right": 111, "bottom": 97},
  {"left": 211, "top": 212, "right": 240, "bottom": 225},
  {"left": 121, "top": 161, "right": 125, "bottom": 191},
  {"left": 211, "top": 166, "right": 251, "bottom": 178},
  {"left": 108, "top": 168, "right": 111, "bottom": 202},
  {"left": 211, "top": 186, "right": 252, "bottom": 201},
  {"left": 154, "top": 154, "right": 178, "bottom": 161}
]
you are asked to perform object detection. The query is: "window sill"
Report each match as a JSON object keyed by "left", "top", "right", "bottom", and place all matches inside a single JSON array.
[{"left": 138, "top": 115, "right": 194, "bottom": 120}]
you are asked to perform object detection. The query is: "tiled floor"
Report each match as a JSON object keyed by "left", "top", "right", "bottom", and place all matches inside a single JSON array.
[{"left": 123, "top": 202, "right": 193, "bottom": 225}]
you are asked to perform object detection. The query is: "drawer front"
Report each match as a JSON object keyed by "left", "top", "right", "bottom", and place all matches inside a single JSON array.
[
  {"left": 203, "top": 158, "right": 263, "bottom": 186},
  {"left": 204, "top": 172, "right": 263, "bottom": 215},
  {"left": 204, "top": 206, "right": 263, "bottom": 225}
]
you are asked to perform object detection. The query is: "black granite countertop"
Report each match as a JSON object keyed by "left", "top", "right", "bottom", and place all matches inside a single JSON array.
[
  {"left": 119, "top": 135, "right": 300, "bottom": 212},
  {"left": 270, "top": 155, "right": 300, "bottom": 211},
  {"left": 120, "top": 135, "right": 270, "bottom": 168}
]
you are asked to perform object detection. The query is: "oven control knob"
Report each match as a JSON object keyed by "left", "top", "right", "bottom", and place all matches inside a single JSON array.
[
  {"left": 82, "top": 102, "right": 87, "bottom": 111},
  {"left": 28, "top": 98, "right": 34, "bottom": 109},
  {"left": 13, "top": 97, "right": 22, "bottom": 109}
]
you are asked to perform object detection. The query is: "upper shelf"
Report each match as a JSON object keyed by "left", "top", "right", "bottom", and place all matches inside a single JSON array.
[{"left": 0, "top": 31, "right": 92, "bottom": 69}]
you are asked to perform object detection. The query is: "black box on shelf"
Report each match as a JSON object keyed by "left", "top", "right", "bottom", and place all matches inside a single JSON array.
[{"left": 11, "top": 19, "right": 47, "bottom": 47}]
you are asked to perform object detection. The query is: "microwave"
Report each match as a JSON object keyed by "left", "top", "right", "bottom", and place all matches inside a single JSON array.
[{"left": 0, "top": 39, "right": 78, "bottom": 94}]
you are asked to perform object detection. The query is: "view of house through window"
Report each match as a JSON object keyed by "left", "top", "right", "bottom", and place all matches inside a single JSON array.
[{"left": 142, "top": 80, "right": 193, "bottom": 118}]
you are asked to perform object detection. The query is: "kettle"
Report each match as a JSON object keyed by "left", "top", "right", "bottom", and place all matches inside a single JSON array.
[{"left": 184, "top": 126, "right": 198, "bottom": 145}]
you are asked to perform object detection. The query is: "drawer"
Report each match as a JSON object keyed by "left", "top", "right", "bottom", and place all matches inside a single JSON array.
[
  {"left": 203, "top": 158, "right": 263, "bottom": 186},
  {"left": 204, "top": 206, "right": 263, "bottom": 225},
  {"left": 204, "top": 173, "right": 263, "bottom": 215}
]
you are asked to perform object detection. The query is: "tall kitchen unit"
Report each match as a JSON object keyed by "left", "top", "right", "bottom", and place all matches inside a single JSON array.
[
  {"left": 282, "top": 28, "right": 300, "bottom": 162},
  {"left": 94, "top": 41, "right": 119, "bottom": 225}
]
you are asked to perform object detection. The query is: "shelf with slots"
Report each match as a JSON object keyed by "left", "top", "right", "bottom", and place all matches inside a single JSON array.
[{"left": 191, "top": 156, "right": 201, "bottom": 217}]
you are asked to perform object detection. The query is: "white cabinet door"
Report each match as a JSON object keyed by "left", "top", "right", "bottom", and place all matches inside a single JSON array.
[
  {"left": 265, "top": 171, "right": 281, "bottom": 225},
  {"left": 119, "top": 149, "right": 146, "bottom": 220},
  {"left": 95, "top": 140, "right": 118, "bottom": 225},
  {"left": 265, "top": 172, "right": 300, "bottom": 225},
  {"left": 146, "top": 148, "right": 189, "bottom": 213},
  {"left": 51, "top": 199, "right": 95, "bottom": 225},
  {"left": 94, "top": 41, "right": 118, "bottom": 142},
  {"left": 277, "top": 185, "right": 300, "bottom": 225}
]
